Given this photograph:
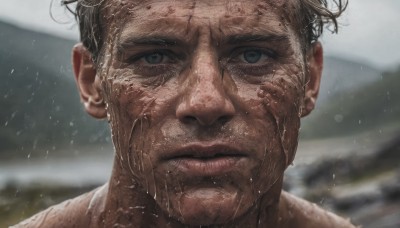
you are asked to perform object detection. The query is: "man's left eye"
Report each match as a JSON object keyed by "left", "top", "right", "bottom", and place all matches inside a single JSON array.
[
  {"left": 237, "top": 49, "right": 276, "bottom": 64},
  {"left": 243, "top": 50, "right": 262, "bottom": 63},
  {"left": 143, "top": 52, "right": 165, "bottom": 64}
]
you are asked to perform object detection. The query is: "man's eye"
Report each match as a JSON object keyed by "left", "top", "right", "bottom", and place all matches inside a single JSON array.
[
  {"left": 243, "top": 50, "right": 262, "bottom": 63},
  {"left": 235, "top": 49, "right": 277, "bottom": 64},
  {"left": 144, "top": 52, "right": 164, "bottom": 64}
]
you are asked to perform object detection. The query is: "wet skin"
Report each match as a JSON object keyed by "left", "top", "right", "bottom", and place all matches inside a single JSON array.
[
  {"left": 13, "top": 0, "right": 356, "bottom": 227},
  {"left": 80, "top": 0, "right": 316, "bottom": 226}
]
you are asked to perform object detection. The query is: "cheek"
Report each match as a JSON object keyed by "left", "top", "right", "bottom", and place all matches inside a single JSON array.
[
  {"left": 244, "top": 73, "right": 303, "bottom": 198},
  {"left": 258, "top": 71, "right": 303, "bottom": 166},
  {"left": 243, "top": 66, "right": 304, "bottom": 167},
  {"left": 101, "top": 75, "right": 157, "bottom": 171},
  {"left": 104, "top": 82, "right": 152, "bottom": 136}
]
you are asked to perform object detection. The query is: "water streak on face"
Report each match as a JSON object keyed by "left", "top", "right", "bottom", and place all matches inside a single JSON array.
[{"left": 98, "top": 0, "right": 307, "bottom": 225}]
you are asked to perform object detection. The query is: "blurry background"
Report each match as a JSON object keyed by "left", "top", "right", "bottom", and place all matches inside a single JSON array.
[{"left": 0, "top": 0, "right": 399, "bottom": 227}]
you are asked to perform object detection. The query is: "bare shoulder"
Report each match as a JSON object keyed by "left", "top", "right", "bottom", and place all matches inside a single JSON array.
[
  {"left": 279, "top": 191, "right": 358, "bottom": 228},
  {"left": 11, "top": 184, "right": 108, "bottom": 228}
]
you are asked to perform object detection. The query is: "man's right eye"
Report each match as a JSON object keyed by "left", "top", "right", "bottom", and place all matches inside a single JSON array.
[
  {"left": 126, "top": 50, "right": 177, "bottom": 66},
  {"left": 122, "top": 50, "right": 183, "bottom": 80}
]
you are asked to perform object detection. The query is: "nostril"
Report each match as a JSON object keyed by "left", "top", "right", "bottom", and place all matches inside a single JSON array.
[
  {"left": 180, "top": 115, "right": 232, "bottom": 126},
  {"left": 218, "top": 116, "right": 232, "bottom": 125},
  {"left": 181, "top": 116, "right": 197, "bottom": 124}
]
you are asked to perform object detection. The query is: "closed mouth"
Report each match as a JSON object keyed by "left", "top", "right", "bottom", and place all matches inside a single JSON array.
[
  {"left": 162, "top": 143, "right": 247, "bottom": 176},
  {"left": 162, "top": 143, "right": 247, "bottom": 160},
  {"left": 169, "top": 152, "right": 246, "bottom": 160}
]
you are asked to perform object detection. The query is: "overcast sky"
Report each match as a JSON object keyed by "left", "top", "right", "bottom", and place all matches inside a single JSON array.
[{"left": 0, "top": 0, "right": 399, "bottom": 69}]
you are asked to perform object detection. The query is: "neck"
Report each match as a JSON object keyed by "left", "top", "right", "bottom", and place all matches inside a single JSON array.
[{"left": 99, "top": 160, "right": 284, "bottom": 228}]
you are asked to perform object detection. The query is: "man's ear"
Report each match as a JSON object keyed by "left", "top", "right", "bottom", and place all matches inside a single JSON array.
[
  {"left": 72, "top": 43, "right": 107, "bottom": 119},
  {"left": 301, "top": 42, "right": 323, "bottom": 117}
]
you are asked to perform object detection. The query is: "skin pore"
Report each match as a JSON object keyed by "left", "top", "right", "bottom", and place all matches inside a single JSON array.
[{"left": 14, "top": 0, "right": 356, "bottom": 227}]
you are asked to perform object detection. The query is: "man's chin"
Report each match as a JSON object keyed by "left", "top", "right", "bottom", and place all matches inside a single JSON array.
[{"left": 171, "top": 188, "right": 245, "bottom": 226}]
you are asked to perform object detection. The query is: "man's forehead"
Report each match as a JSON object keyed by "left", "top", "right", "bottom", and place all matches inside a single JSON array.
[
  {"left": 104, "top": 0, "right": 299, "bottom": 24},
  {"left": 109, "top": 0, "right": 298, "bottom": 15},
  {"left": 103, "top": 0, "right": 300, "bottom": 43}
]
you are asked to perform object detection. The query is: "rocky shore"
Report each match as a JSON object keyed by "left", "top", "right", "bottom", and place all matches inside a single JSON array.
[{"left": 285, "top": 129, "right": 400, "bottom": 228}]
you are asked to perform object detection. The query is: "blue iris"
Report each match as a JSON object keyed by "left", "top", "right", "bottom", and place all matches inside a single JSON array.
[
  {"left": 145, "top": 53, "right": 164, "bottom": 64},
  {"left": 243, "top": 50, "right": 262, "bottom": 63}
]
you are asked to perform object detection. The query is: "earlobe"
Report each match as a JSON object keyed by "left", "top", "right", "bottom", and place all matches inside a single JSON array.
[
  {"left": 301, "top": 42, "right": 323, "bottom": 117},
  {"left": 72, "top": 43, "right": 107, "bottom": 119}
]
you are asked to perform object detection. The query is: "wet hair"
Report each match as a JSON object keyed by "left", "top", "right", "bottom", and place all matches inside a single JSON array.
[{"left": 61, "top": 0, "right": 347, "bottom": 63}]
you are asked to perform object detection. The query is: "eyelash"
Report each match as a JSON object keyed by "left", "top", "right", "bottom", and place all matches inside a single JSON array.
[
  {"left": 223, "top": 47, "right": 279, "bottom": 80},
  {"left": 229, "top": 47, "right": 278, "bottom": 64},
  {"left": 127, "top": 50, "right": 177, "bottom": 64},
  {"left": 124, "top": 47, "right": 278, "bottom": 81},
  {"left": 127, "top": 47, "right": 277, "bottom": 63}
]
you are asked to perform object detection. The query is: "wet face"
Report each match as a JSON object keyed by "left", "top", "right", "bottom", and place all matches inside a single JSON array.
[{"left": 86, "top": 0, "right": 316, "bottom": 225}]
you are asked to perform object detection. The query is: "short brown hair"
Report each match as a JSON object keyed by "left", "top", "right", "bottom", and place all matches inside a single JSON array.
[{"left": 62, "top": 0, "right": 347, "bottom": 63}]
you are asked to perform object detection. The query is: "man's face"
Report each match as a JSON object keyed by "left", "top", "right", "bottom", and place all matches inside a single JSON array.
[{"left": 95, "top": 0, "right": 310, "bottom": 225}]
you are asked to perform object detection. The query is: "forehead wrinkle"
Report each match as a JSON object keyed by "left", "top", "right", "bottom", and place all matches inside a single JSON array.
[
  {"left": 119, "top": 16, "right": 198, "bottom": 46},
  {"left": 110, "top": 0, "right": 301, "bottom": 55},
  {"left": 214, "top": 12, "right": 289, "bottom": 43}
]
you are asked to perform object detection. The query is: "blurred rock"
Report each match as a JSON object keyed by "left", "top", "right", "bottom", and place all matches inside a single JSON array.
[{"left": 285, "top": 132, "right": 400, "bottom": 227}]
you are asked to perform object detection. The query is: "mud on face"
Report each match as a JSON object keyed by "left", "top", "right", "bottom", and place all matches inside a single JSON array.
[{"left": 95, "top": 0, "right": 311, "bottom": 225}]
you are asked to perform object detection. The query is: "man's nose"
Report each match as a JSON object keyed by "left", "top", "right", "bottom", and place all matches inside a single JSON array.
[{"left": 176, "top": 53, "right": 235, "bottom": 126}]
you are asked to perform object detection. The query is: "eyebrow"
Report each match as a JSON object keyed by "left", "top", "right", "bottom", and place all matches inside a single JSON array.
[
  {"left": 122, "top": 37, "right": 180, "bottom": 46},
  {"left": 117, "top": 36, "right": 183, "bottom": 54},
  {"left": 226, "top": 34, "right": 289, "bottom": 44},
  {"left": 116, "top": 34, "right": 289, "bottom": 55}
]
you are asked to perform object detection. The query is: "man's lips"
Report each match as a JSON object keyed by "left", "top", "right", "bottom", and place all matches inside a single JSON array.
[{"left": 161, "top": 143, "right": 248, "bottom": 176}]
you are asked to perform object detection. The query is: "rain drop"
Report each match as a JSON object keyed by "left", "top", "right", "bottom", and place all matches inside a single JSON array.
[{"left": 334, "top": 114, "right": 343, "bottom": 123}]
